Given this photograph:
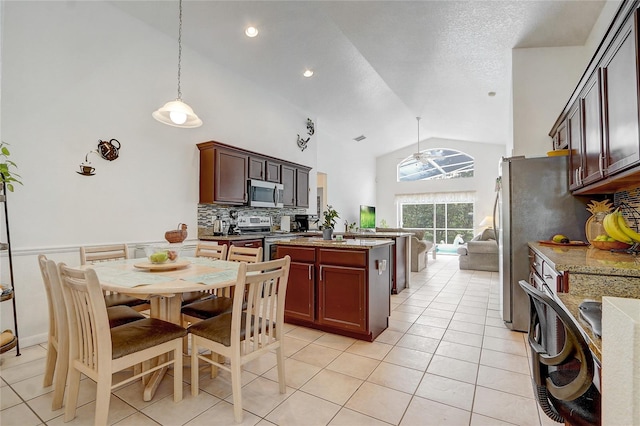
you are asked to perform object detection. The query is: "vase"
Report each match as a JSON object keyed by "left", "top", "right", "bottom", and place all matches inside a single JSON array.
[{"left": 322, "top": 228, "right": 333, "bottom": 240}]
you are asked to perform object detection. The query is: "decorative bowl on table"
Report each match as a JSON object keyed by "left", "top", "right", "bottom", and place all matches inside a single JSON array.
[
  {"left": 144, "top": 244, "right": 181, "bottom": 263},
  {"left": 590, "top": 240, "right": 632, "bottom": 251}
]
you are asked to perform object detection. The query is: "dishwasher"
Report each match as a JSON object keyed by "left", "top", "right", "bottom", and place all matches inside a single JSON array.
[{"left": 264, "top": 234, "right": 299, "bottom": 261}]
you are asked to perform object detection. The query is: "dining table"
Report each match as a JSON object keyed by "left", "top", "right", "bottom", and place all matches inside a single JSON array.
[{"left": 80, "top": 256, "right": 241, "bottom": 401}]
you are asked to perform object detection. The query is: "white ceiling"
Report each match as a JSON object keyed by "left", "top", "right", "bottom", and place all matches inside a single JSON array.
[{"left": 112, "top": 0, "right": 606, "bottom": 157}]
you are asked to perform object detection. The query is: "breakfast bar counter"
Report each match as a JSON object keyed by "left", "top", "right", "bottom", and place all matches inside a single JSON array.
[{"left": 275, "top": 238, "right": 392, "bottom": 341}]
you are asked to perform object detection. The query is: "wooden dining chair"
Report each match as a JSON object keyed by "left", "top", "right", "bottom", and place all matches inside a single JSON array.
[
  {"left": 189, "top": 256, "right": 291, "bottom": 423},
  {"left": 181, "top": 242, "right": 230, "bottom": 307},
  {"left": 38, "top": 255, "right": 146, "bottom": 410},
  {"left": 80, "top": 244, "right": 150, "bottom": 311},
  {"left": 195, "top": 242, "right": 227, "bottom": 260},
  {"left": 181, "top": 244, "right": 263, "bottom": 324},
  {"left": 227, "top": 245, "right": 263, "bottom": 263},
  {"left": 58, "top": 262, "right": 186, "bottom": 425}
]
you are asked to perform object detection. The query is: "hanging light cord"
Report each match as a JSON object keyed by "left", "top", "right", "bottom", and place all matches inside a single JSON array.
[
  {"left": 417, "top": 117, "right": 421, "bottom": 151},
  {"left": 176, "top": 0, "right": 183, "bottom": 100}
]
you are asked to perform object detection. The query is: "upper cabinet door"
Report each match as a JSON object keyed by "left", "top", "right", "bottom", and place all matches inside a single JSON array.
[
  {"left": 601, "top": 14, "right": 640, "bottom": 176},
  {"left": 567, "top": 101, "right": 583, "bottom": 190},
  {"left": 266, "top": 161, "right": 281, "bottom": 183},
  {"left": 296, "top": 168, "right": 310, "bottom": 208},
  {"left": 248, "top": 156, "right": 266, "bottom": 180},
  {"left": 215, "top": 148, "right": 248, "bottom": 204},
  {"left": 281, "top": 165, "right": 296, "bottom": 207},
  {"left": 580, "top": 72, "right": 604, "bottom": 186}
]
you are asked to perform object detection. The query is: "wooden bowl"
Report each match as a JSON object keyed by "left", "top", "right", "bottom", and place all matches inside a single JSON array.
[{"left": 590, "top": 240, "right": 632, "bottom": 250}]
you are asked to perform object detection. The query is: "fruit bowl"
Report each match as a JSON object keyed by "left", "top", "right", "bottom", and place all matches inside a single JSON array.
[
  {"left": 590, "top": 240, "right": 632, "bottom": 251},
  {"left": 144, "top": 245, "right": 181, "bottom": 263}
]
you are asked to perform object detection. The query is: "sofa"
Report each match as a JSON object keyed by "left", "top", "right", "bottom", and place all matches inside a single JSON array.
[
  {"left": 457, "top": 228, "right": 499, "bottom": 272},
  {"left": 377, "top": 228, "right": 434, "bottom": 272}
]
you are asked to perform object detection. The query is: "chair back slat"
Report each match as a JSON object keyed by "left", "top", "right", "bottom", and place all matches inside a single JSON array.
[
  {"left": 195, "top": 242, "right": 228, "bottom": 260},
  {"left": 227, "top": 246, "right": 263, "bottom": 263},
  {"left": 232, "top": 257, "right": 290, "bottom": 356},
  {"left": 38, "top": 255, "right": 58, "bottom": 341},
  {"left": 59, "top": 263, "right": 112, "bottom": 372},
  {"left": 80, "top": 244, "right": 129, "bottom": 265}
]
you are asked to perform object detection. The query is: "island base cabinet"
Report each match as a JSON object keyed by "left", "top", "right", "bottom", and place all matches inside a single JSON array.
[
  {"left": 276, "top": 244, "right": 391, "bottom": 341},
  {"left": 318, "top": 266, "right": 365, "bottom": 333},
  {"left": 284, "top": 262, "right": 315, "bottom": 323}
]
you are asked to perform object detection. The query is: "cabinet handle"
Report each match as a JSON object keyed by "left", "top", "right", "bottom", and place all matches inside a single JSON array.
[
  {"left": 244, "top": 243, "right": 253, "bottom": 247},
  {"left": 544, "top": 274, "right": 553, "bottom": 279},
  {"left": 308, "top": 264, "right": 312, "bottom": 281},
  {"left": 319, "top": 265, "right": 324, "bottom": 281}
]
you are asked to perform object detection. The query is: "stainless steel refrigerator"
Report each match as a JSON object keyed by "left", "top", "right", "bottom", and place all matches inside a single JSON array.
[{"left": 495, "top": 156, "right": 590, "bottom": 332}]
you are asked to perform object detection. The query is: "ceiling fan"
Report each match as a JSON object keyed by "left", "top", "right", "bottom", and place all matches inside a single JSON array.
[{"left": 410, "top": 117, "right": 441, "bottom": 164}]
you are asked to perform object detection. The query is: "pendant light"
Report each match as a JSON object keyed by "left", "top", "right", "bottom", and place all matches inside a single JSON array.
[{"left": 153, "top": 0, "right": 202, "bottom": 128}]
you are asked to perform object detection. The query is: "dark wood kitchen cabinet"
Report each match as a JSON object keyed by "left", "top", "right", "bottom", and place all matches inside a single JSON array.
[
  {"left": 568, "top": 101, "right": 583, "bottom": 190},
  {"left": 249, "top": 156, "right": 282, "bottom": 183},
  {"left": 296, "top": 168, "right": 310, "bottom": 208},
  {"left": 550, "top": 3, "right": 640, "bottom": 194},
  {"left": 580, "top": 73, "right": 604, "bottom": 187},
  {"left": 198, "top": 142, "right": 247, "bottom": 204},
  {"left": 318, "top": 264, "right": 366, "bottom": 333},
  {"left": 600, "top": 15, "right": 640, "bottom": 177},
  {"left": 286, "top": 262, "right": 315, "bottom": 323},
  {"left": 282, "top": 164, "right": 311, "bottom": 208},
  {"left": 276, "top": 242, "right": 391, "bottom": 341},
  {"left": 198, "top": 140, "right": 311, "bottom": 204}
]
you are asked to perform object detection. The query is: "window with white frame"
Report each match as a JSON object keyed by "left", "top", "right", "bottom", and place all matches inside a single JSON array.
[{"left": 396, "top": 192, "right": 475, "bottom": 243}]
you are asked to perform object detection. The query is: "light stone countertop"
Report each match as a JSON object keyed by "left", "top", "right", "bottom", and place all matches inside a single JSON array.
[
  {"left": 529, "top": 242, "right": 640, "bottom": 277},
  {"left": 275, "top": 237, "right": 394, "bottom": 249},
  {"left": 556, "top": 293, "right": 602, "bottom": 364}
]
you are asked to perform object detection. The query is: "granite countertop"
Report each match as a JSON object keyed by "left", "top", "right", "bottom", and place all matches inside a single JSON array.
[
  {"left": 302, "top": 231, "right": 412, "bottom": 238},
  {"left": 529, "top": 242, "right": 640, "bottom": 277},
  {"left": 275, "top": 237, "right": 394, "bottom": 249},
  {"left": 556, "top": 293, "right": 602, "bottom": 364},
  {"left": 199, "top": 234, "right": 268, "bottom": 241}
]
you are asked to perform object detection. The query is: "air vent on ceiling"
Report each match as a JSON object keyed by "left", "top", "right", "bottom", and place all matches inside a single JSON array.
[{"left": 353, "top": 135, "right": 366, "bottom": 142}]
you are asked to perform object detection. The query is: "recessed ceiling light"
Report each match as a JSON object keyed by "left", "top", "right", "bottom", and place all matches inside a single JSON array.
[
  {"left": 245, "top": 26, "right": 259, "bottom": 37},
  {"left": 488, "top": 91, "right": 496, "bottom": 97},
  {"left": 303, "top": 69, "right": 314, "bottom": 78}
]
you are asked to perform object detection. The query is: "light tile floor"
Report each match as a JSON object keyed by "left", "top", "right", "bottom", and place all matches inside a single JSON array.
[{"left": 1, "top": 255, "right": 556, "bottom": 425}]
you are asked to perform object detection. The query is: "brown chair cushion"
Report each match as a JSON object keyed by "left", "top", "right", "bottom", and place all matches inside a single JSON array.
[
  {"left": 110, "top": 318, "right": 186, "bottom": 359},
  {"left": 188, "top": 313, "right": 270, "bottom": 347},
  {"left": 181, "top": 296, "right": 233, "bottom": 320},
  {"left": 182, "top": 291, "right": 207, "bottom": 305},
  {"left": 106, "top": 305, "right": 145, "bottom": 328},
  {"left": 104, "top": 293, "right": 148, "bottom": 308}
]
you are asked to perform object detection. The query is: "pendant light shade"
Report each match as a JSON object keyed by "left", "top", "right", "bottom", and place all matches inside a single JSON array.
[
  {"left": 153, "top": 0, "right": 202, "bottom": 128},
  {"left": 153, "top": 99, "right": 202, "bottom": 128}
]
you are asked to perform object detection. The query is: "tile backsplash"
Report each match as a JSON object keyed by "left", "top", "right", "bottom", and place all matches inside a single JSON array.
[
  {"left": 197, "top": 204, "right": 307, "bottom": 237},
  {"left": 614, "top": 186, "right": 640, "bottom": 225}
]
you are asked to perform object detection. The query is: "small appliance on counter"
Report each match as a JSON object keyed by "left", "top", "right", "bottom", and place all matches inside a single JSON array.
[
  {"left": 280, "top": 216, "right": 291, "bottom": 232},
  {"left": 212, "top": 215, "right": 223, "bottom": 236},
  {"left": 294, "top": 214, "right": 319, "bottom": 232}
]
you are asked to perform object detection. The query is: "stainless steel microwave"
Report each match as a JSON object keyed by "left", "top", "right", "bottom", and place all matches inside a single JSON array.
[{"left": 248, "top": 179, "right": 284, "bottom": 208}]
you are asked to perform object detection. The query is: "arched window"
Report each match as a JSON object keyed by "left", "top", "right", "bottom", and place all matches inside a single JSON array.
[{"left": 397, "top": 148, "right": 474, "bottom": 182}]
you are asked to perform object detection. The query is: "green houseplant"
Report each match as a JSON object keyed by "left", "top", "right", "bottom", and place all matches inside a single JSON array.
[
  {"left": 0, "top": 142, "right": 22, "bottom": 193},
  {"left": 322, "top": 205, "right": 339, "bottom": 240}
]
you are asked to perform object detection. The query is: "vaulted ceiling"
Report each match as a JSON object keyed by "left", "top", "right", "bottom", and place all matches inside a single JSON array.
[{"left": 112, "top": 0, "right": 606, "bottom": 157}]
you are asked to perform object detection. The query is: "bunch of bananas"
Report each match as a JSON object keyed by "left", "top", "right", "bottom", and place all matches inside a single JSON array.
[{"left": 602, "top": 209, "right": 640, "bottom": 244}]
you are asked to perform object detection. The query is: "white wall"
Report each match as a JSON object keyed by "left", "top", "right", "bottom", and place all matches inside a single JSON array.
[
  {"left": 0, "top": 1, "right": 376, "bottom": 345},
  {"left": 376, "top": 139, "right": 505, "bottom": 231},
  {"left": 510, "top": 0, "right": 622, "bottom": 157},
  {"left": 511, "top": 46, "right": 588, "bottom": 157}
]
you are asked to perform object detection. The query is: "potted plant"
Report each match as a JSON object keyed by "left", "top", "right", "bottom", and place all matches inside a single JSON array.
[
  {"left": 322, "top": 205, "right": 339, "bottom": 240},
  {"left": 0, "top": 142, "right": 22, "bottom": 194}
]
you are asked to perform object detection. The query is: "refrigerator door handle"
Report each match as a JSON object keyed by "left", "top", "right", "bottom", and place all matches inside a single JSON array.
[{"left": 492, "top": 190, "right": 500, "bottom": 243}]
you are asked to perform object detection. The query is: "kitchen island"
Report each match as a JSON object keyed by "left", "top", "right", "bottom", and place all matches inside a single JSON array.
[
  {"left": 275, "top": 238, "right": 393, "bottom": 341},
  {"left": 299, "top": 231, "right": 412, "bottom": 293}
]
